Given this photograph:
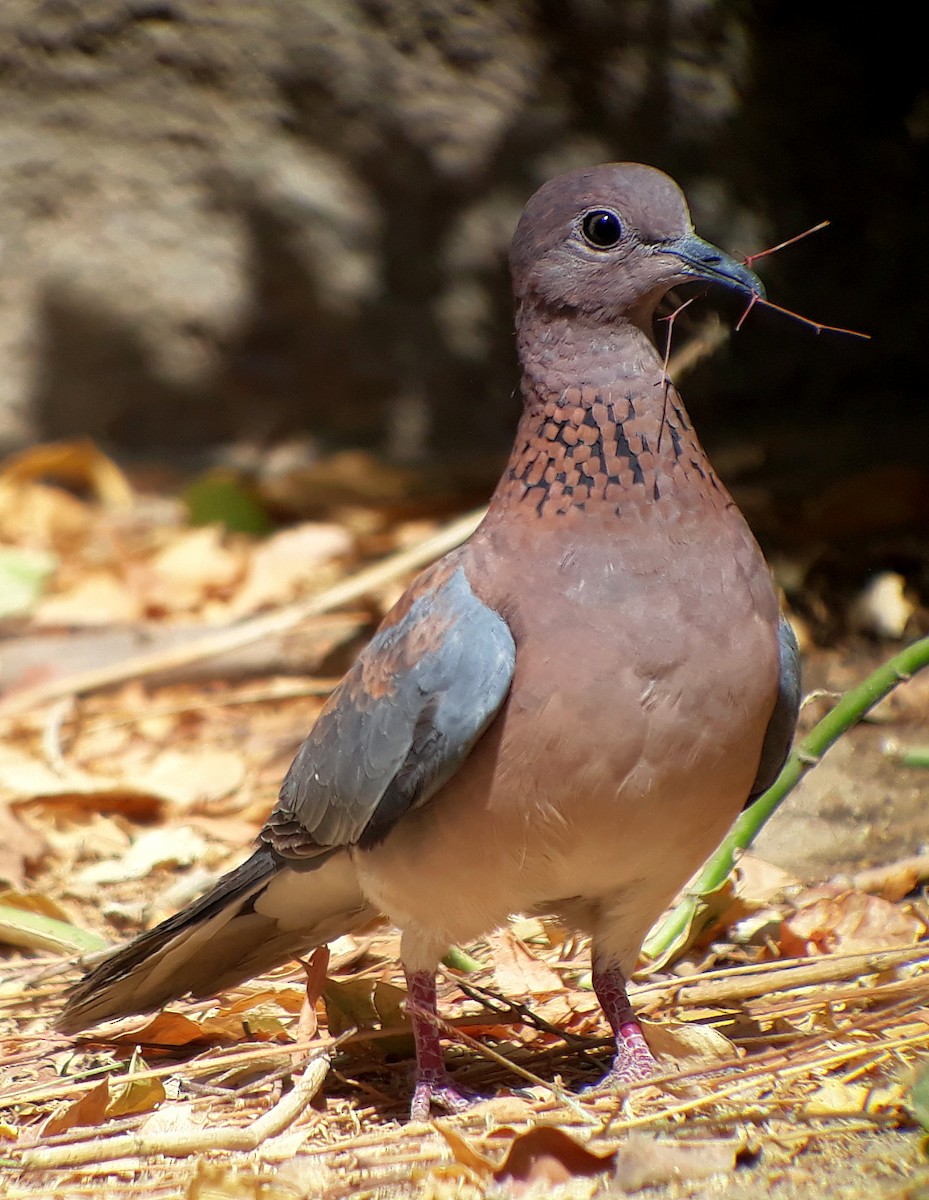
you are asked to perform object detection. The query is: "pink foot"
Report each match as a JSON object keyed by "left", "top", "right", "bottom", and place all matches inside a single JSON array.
[
  {"left": 404, "top": 966, "right": 481, "bottom": 1120},
  {"left": 596, "top": 1018, "right": 658, "bottom": 1088},
  {"left": 588, "top": 959, "right": 658, "bottom": 1090},
  {"left": 410, "top": 1068, "right": 478, "bottom": 1121}
]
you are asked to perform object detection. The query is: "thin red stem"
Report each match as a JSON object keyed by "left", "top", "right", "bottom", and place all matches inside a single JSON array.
[
  {"left": 748, "top": 295, "right": 871, "bottom": 339},
  {"left": 742, "top": 220, "right": 831, "bottom": 269}
]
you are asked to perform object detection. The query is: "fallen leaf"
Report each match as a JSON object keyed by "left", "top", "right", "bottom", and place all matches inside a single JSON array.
[
  {"left": 803, "top": 1079, "right": 906, "bottom": 1117},
  {"left": 0, "top": 479, "right": 93, "bottom": 549},
  {"left": 434, "top": 1122, "right": 496, "bottom": 1174},
  {"left": 847, "top": 854, "right": 929, "bottom": 902},
  {"left": 322, "top": 976, "right": 412, "bottom": 1058},
  {"left": 107, "top": 1071, "right": 166, "bottom": 1119},
  {"left": 780, "top": 888, "right": 925, "bottom": 956},
  {"left": 733, "top": 853, "right": 800, "bottom": 904},
  {"left": 296, "top": 946, "right": 331, "bottom": 1040},
  {"left": 107, "top": 1010, "right": 214, "bottom": 1049},
  {"left": 0, "top": 899, "right": 108, "bottom": 953},
  {"left": 227, "top": 522, "right": 353, "bottom": 617},
  {"left": 13, "top": 786, "right": 165, "bottom": 822},
  {"left": 184, "top": 472, "right": 273, "bottom": 534},
  {"left": 613, "top": 1132, "right": 739, "bottom": 1191},
  {"left": 0, "top": 438, "right": 133, "bottom": 510},
  {"left": 495, "top": 1126, "right": 615, "bottom": 1186},
  {"left": 142, "top": 525, "right": 245, "bottom": 614},
  {"left": 0, "top": 744, "right": 106, "bottom": 798},
  {"left": 489, "top": 927, "right": 562, "bottom": 995},
  {"left": 74, "top": 826, "right": 208, "bottom": 885},
  {"left": 0, "top": 888, "right": 72, "bottom": 921},
  {"left": 44, "top": 1080, "right": 111, "bottom": 1135},
  {"left": 0, "top": 802, "right": 46, "bottom": 887},
  {"left": 201, "top": 1003, "right": 289, "bottom": 1043},
  {"left": 34, "top": 570, "right": 142, "bottom": 626},
  {"left": 134, "top": 749, "right": 246, "bottom": 809},
  {"left": 640, "top": 1019, "right": 736, "bottom": 1064},
  {"left": 849, "top": 571, "right": 915, "bottom": 639}
]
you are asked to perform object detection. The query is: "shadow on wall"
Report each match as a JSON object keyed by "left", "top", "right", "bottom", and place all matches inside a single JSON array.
[
  {"left": 15, "top": 1, "right": 929, "bottom": 469},
  {"left": 17, "top": 0, "right": 740, "bottom": 463}
]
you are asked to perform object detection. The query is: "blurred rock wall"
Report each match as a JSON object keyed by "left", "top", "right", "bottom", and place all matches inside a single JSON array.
[{"left": 0, "top": 1, "right": 924, "bottom": 468}]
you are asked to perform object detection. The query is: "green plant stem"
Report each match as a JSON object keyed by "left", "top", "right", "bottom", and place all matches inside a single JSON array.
[
  {"left": 0, "top": 904, "right": 109, "bottom": 954},
  {"left": 643, "top": 633, "right": 929, "bottom": 963},
  {"left": 442, "top": 945, "right": 483, "bottom": 973}
]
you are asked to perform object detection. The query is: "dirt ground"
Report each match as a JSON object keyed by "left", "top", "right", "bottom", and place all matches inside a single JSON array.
[{"left": 0, "top": 450, "right": 928, "bottom": 1198}]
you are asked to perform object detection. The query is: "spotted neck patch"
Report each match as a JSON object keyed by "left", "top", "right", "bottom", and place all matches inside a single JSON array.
[{"left": 501, "top": 382, "right": 726, "bottom": 519}]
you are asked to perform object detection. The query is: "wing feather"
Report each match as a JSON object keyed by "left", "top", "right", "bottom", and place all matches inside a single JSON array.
[{"left": 263, "top": 561, "right": 515, "bottom": 855}]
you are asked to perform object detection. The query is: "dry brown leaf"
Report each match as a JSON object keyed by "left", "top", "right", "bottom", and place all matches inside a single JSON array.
[
  {"left": 434, "top": 1122, "right": 497, "bottom": 1175},
  {"left": 489, "top": 927, "right": 562, "bottom": 995},
  {"left": 328, "top": 932, "right": 379, "bottom": 972},
  {"left": 0, "top": 888, "right": 72, "bottom": 921},
  {"left": 13, "top": 786, "right": 165, "bottom": 822},
  {"left": 495, "top": 1126, "right": 616, "bottom": 1186},
  {"left": 134, "top": 748, "right": 246, "bottom": 809},
  {"left": 733, "top": 853, "right": 800, "bottom": 904},
  {"left": 34, "top": 570, "right": 142, "bottom": 626},
  {"left": 802, "top": 1079, "right": 907, "bottom": 1118},
  {"left": 296, "top": 946, "right": 331, "bottom": 1040},
  {"left": 0, "top": 479, "right": 93, "bottom": 549},
  {"left": 613, "top": 1132, "right": 739, "bottom": 1191},
  {"left": 847, "top": 855, "right": 929, "bottom": 902},
  {"left": 201, "top": 1005, "right": 289, "bottom": 1043},
  {"left": 0, "top": 744, "right": 107, "bottom": 798},
  {"left": 0, "top": 438, "right": 133, "bottom": 510},
  {"left": 74, "top": 825, "right": 208, "bottom": 886},
  {"left": 108, "top": 1010, "right": 214, "bottom": 1049},
  {"left": 227, "top": 522, "right": 353, "bottom": 617},
  {"left": 640, "top": 1019, "right": 736, "bottom": 1064},
  {"left": 436, "top": 1123, "right": 616, "bottom": 1189},
  {"left": 43, "top": 1079, "right": 111, "bottom": 1135},
  {"left": 779, "top": 887, "right": 925, "bottom": 956},
  {"left": 0, "top": 802, "right": 46, "bottom": 887},
  {"left": 142, "top": 525, "right": 245, "bottom": 613},
  {"left": 106, "top": 1071, "right": 166, "bottom": 1119}
]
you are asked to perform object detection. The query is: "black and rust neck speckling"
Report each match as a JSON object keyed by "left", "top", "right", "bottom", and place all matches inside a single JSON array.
[{"left": 490, "top": 309, "right": 731, "bottom": 523}]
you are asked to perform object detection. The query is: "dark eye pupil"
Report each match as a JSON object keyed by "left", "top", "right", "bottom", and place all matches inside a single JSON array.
[{"left": 582, "top": 210, "right": 622, "bottom": 248}]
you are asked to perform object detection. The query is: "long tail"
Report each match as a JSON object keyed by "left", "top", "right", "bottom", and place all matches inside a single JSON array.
[{"left": 57, "top": 845, "right": 376, "bottom": 1032}]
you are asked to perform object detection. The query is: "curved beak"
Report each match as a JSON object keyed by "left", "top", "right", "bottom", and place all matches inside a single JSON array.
[{"left": 657, "top": 232, "right": 765, "bottom": 299}]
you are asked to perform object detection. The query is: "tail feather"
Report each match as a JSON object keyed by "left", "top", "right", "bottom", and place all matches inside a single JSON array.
[{"left": 57, "top": 845, "right": 376, "bottom": 1032}]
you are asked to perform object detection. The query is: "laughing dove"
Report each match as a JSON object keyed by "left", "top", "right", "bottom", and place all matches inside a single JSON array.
[{"left": 59, "top": 163, "right": 800, "bottom": 1119}]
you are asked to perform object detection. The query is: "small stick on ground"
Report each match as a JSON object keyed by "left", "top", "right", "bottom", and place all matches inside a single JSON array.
[{"left": 17, "top": 1050, "right": 330, "bottom": 1170}]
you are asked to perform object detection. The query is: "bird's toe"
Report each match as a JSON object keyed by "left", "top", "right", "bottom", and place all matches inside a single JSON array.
[{"left": 409, "top": 1069, "right": 480, "bottom": 1121}]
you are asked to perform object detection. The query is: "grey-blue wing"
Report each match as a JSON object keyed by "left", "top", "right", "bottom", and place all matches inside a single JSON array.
[
  {"left": 263, "top": 561, "right": 516, "bottom": 856},
  {"left": 748, "top": 616, "right": 801, "bottom": 800}
]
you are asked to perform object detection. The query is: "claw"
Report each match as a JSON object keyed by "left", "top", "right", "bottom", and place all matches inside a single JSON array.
[
  {"left": 589, "top": 959, "right": 659, "bottom": 1090},
  {"left": 593, "top": 1019, "right": 658, "bottom": 1090},
  {"left": 404, "top": 966, "right": 483, "bottom": 1120},
  {"left": 410, "top": 1069, "right": 479, "bottom": 1120}
]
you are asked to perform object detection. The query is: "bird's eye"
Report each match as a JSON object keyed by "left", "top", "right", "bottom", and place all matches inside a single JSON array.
[{"left": 581, "top": 210, "right": 623, "bottom": 249}]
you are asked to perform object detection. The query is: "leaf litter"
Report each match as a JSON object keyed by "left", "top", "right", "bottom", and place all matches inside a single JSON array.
[{"left": 0, "top": 442, "right": 928, "bottom": 1197}]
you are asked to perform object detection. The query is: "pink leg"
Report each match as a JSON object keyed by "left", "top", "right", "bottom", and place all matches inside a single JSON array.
[
  {"left": 591, "top": 958, "right": 657, "bottom": 1087},
  {"left": 403, "top": 967, "right": 476, "bottom": 1120}
]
